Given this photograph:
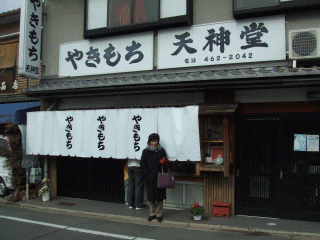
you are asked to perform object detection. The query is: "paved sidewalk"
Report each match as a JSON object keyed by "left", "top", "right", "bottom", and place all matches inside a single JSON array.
[{"left": 1, "top": 196, "right": 320, "bottom": 239}]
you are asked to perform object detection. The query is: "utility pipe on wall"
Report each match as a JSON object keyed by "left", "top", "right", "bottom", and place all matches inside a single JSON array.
[
  {"left": 44, "top": 156, "right": 48, "bottom": 179},
  {"left": 43, "top": 102, "right": 54, "bottom": 189}
]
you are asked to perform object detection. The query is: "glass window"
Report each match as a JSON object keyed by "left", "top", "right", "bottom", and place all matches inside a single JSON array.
[
  {"left": 109, "top": 0, "right": 131, "bottom": 27},
  {"left": 233, "top": 0, "right": 320, "bottom": 18},
  {"left": 85, "top": 0, "right": 192, "bottom": 39},
  {"left": 234, "top": 0, "right": 278, "bottom": 10},
  {"left": 87, "top": 0, "right": 109, "bottom": 30},
  {"left": 108, "top": 0, "right": 159, "bottom": 28}
]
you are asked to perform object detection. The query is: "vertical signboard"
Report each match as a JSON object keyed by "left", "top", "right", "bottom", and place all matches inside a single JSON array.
[{"left": 18, "top": 0, "right": 42, "bottom": 78}]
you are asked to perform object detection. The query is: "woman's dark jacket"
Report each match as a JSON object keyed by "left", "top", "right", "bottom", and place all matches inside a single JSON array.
[{"left": 141, "top": 147, "right": 167, "bottom": 202}]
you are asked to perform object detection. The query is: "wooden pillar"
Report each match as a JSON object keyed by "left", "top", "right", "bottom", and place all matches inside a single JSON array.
[
  {"left": 203, "top": 172, "right": 235, "bottom": 215},
  {"left": 49, "top": 156, "right": 57, "bottom": 197},
  {"left": 40, "top": 98, "right": 57, "bottom": 196}
]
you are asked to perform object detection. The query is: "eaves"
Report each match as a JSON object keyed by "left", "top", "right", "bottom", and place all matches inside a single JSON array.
[{"left": 24, "top": 63, "right": 320, "bottom": 98}]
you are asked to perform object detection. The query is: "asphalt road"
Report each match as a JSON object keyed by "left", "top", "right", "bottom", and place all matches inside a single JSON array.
[{"left": 0, "top": 204, "right": 290, "bottom": 240}]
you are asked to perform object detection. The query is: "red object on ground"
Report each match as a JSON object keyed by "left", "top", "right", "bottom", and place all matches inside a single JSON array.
[{"left": 212, "top": 202, "right": 231, "bottom": 217}]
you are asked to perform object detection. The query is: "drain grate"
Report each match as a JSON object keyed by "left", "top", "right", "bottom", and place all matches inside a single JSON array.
[{"left": 57, "top": 202, "right": 76, "bottom": 207}]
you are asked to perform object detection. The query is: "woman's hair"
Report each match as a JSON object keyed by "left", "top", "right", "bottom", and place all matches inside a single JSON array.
[{"left": 148, "top": 133, "right": 160, "bottom": 143}]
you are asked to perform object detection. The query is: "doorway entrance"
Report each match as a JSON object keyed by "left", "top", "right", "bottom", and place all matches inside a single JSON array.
[
  {"left": 57, "top": 157, "right": 126, "bottom": 203},
  {"left": 236, "top": 113, "right": 320, "bottom": 221}
]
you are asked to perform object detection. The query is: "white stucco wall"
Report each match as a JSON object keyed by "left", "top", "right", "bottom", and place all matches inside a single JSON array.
[{"left": 41, "top": 0, "right": 320, "bottom": 78}]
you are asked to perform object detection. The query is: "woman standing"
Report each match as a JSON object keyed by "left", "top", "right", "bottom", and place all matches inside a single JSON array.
[{"left": 141, "top": 133, "right": 167, "bottom": 222}]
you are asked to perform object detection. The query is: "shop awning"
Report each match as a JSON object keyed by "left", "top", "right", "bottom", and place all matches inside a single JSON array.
[
  {"left": 24, "top": 64, "right": 320, "bottom": 98},
  {"left": 26, "top": 106, "right": 201, "bottom": 161},
  {"left": 0, "top": 101, "right": 40, "bottom": 125}
]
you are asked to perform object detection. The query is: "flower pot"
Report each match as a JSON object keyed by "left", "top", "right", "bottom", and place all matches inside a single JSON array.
[
  {"left": 193, "top": 215, "right": 202, "bottom": 221},
  {"left": 42, "top": 191, "right": 50, "bottom": 202}
]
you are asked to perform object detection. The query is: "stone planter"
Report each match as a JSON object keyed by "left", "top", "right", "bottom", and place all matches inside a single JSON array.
[{"left": 42, "top": 191, "right": 50, "bottom": 202}]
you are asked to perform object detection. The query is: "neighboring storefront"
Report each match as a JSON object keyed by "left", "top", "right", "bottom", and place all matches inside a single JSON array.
[
  {"left": 0, "top": 9, "right": 41, "bottom": 196},
  {"left": 0, "top": 9, "right": 40, "bottom": 97},
  {"left": 22, "top": 0, "right": 320, "bottom": 221}
]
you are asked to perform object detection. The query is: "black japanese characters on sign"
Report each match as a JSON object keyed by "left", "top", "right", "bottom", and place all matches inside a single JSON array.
[
  {"left": 104, "top": 44, "right": 121, "bottom": 67},
  {"left": 65, "top": 41, "right": 144, "bottom": 70},
  {"left": 25, "top": 65, "right": 40, "bottom": 74},
  {"left": 125, "top": 41, "right": 144, "bottom": 64},
  {"left": 171, "top": 32, "right": 197, "bottom": 56},
  {"left": 171, "top": 22, "right": 269, "bottom": 65},
  {"left": 25, "top": 0, "right": 41, "bottom": 75},
  {"left": 86, "top": 47, "right": 100, "bottom": 68},
  {"left": 240, "top": 22, "right": 268, "bottom": 49},
  {"left": 203, "top": 27, "right": 231, "bottom": 54},
  {"left": 132, "top": 115, "right": 142, "bottom": 152},
  {"left": 65, "top": 116, "right": 73, "bottom": 150},
  {"left": 97, "top": 115, "right": 106, "bottom": 151},
  {"left": 30, "top": 0, "right": 41, "bottom": 11},
  {"left": 66, "top": 49, "right": 83, "bottom": 70}
]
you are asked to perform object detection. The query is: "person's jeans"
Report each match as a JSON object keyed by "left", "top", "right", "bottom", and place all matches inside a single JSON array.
[
  {"left": 124, "top": 179, "right": 129, "bottom": 203},
  {"left": 128, "top": 167, "right": 144, "bottom": 208}
]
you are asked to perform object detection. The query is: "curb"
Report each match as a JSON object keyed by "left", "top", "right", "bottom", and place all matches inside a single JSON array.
[
  {"left": 1, "top": 199, "right": 320, "bottom": 238},
  {"left": 189, "top": 222, "right": 221, "bottom": 231}
]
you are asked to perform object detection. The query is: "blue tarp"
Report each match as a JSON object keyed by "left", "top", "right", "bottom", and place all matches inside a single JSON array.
[{"left": 0, "top": 102, "right": 40, "bottom": 125}]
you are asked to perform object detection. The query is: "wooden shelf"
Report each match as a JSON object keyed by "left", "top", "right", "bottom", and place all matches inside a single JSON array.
[
  {"left": 199, "top": 109, "right": 235, "bottom": 177},
  {"left": 199, "top": 164, "right": 224, "bottom": 172}
]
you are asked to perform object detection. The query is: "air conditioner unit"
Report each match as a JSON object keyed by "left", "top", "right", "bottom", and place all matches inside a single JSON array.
[{"left": 289, "top": 28, "right": 320, "bottom": 59}]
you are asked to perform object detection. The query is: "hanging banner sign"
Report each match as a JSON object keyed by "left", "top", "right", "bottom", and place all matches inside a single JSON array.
[
  {"left": 158, "top": 106, "right": 200, "bottom": 161},
  {"left": 18, "top": 0, "right": 42, "bottom": 78},
  {"left": 158, "top": 15, "right": 286, "bottom": 69},
  {"left": 26, "top": 106, "right": 201, "bottom": 161},
  {"left": 116, "top": 108, "right": 158, "bottom": 159},
  {"left": 59, "top": 31, "right": 153, "bottom": 77}
]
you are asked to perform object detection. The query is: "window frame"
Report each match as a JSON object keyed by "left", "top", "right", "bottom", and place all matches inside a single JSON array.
[
  {"left": 84, "top": 0, "right": 193, "bottom": 39},
  {"left": 233, "top": 0, "right": 320, "bottom": 19}
]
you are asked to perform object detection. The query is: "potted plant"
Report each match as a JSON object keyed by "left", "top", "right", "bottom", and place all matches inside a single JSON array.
[
  {"left": 38, "top": 178, "right": 51, "bottom": 202},
  {"left": 190, "top": 202, "right": 204, "bottom": 220}
]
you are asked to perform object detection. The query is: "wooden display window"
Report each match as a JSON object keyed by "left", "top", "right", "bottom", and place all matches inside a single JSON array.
[{"left": 198, "top": 105, "right": 237, "bottom": 177}]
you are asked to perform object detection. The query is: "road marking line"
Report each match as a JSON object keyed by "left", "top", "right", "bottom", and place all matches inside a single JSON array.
[
  {"left": 0, "top": 215, "right": 66, "bottom": 229},
  {"left": 135, "top": 238, "right": 156, "bottom": 240},
  {"left": 0, "top": 215, "right": 154, "bottom": 240}
]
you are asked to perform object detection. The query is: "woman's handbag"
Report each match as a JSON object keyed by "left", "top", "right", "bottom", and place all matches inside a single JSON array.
[{"left": 157, "top": 165, "right": 175, "bottom": 188}]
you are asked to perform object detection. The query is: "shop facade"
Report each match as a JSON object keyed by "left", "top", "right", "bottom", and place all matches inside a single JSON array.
[
  {"left": 22, "top": 0, "right": 320, "bottom": 221},
  {"left": 0, "top": 9, "right": 40, "bottom": 101},
  {"left": 0, "top": 9, "right": 41, "bottom": 196}
]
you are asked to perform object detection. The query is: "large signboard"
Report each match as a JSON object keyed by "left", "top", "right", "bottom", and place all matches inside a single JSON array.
[
  {"left": 59, "top": 31, "right": 153, "bottom": 77},
  {"left": 158, "top": 15, "right": 286, "bottom": 69},
  {"left": 18, "top": 0, "right": 42, "bottom": 78}
]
